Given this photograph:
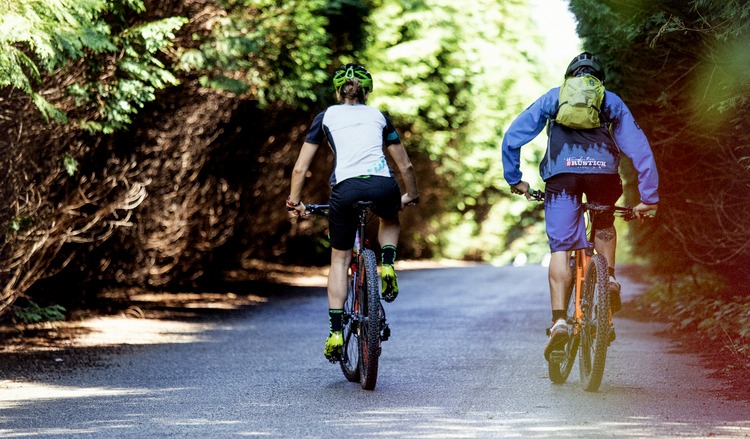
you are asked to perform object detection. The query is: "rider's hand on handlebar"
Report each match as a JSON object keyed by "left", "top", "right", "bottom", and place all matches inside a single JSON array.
[
  {"left": 633, "top": 202, "right": 657, "bottom": 220},
  {"left": 286, "top": 198, "right": 306, "bottom": 217},
  {"left": 510, "top": 181, "right": 532, "bottom": 200},
  {"left": 401, "top": 193, "right": 420, "bottom": 210}
]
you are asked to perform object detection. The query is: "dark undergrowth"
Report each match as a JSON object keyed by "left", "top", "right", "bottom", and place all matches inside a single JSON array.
[{"left": 620, "top": 265, "right": 750, "bottom": 401}]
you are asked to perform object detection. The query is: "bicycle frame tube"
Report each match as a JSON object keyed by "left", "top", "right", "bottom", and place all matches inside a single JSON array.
[
  {"left": 574, "top": 208, "right": 614, "bottom": 329},
  {"left": 572, "top": 249, "right": 590, "bottom": 325},
  {"left": 573, "top": 209, "right": 598, "bottom": 328},
  {"left": 353, "top": 207, "right": 370, "bottom": 291}
]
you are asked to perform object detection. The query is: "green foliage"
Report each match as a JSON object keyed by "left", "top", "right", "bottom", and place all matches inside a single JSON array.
[
  {"left": 570, "top": 0, "right": 750, "bottom": 280},
  {"left": 637, "top": 268, "right": 750, "bottom": 359},
  {"left": 362, "top": 0, "right": 555, "bottom": 261},
  {"left": 8, "top": 216, "right": 35, "bottom": 233},
  {"left": 0, "top": 0, "right": 187, "bottom": 132},
  {"left": 63, "top": 153, "right": 78, "bottom": 176},
  {"left": 0, "top": 0, "right": 114, "bottom": 122},
  {"left": 0, "top": 0, "right": 112, "bottom": 71},
  {"left": 70, "top": 16, "right": 188, "bottom": 133},
  {"left": 177, "top": 0, "right": 331, "bottom": 106},
  {"left": 13, "top": 301, "right": 66, "bottom": 324}
]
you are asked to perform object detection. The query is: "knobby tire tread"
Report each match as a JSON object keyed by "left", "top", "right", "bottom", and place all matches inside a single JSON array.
[
  {"left": 579, "top": 254, "right": 610, "bottom": 392},
  {"left": 359, "top": 249, "right": 381, "bottom": 390}
]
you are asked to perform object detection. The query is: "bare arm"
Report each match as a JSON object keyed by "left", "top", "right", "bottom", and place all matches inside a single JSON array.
[
  {"left": 386, "top": 142, "right": 419, "bottom": 208},
  {"left": 288, "top": 141, "right": 319, "bottom": 215}
]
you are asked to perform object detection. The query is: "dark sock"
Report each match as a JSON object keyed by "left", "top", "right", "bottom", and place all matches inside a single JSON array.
[
  {"left": 382, "top": 245, "right": 397, "bottom": 265},
  {"left": 609, "top": 267, "right": 616, "bottom": 278},
  {"left": 329, "top": 309, "right": 343, "bottom": 333},
  {"left": 552, "top": 310, "right": 566, "bottom": 322}
]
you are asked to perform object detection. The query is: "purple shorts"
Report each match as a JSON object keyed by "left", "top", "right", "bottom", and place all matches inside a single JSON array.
[{"left": 543, "top": 173, "right": 622, "bottom": 252}]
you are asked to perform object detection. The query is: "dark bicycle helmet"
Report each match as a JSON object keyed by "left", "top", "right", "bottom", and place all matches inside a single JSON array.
[
  {"left": 332, "top": 63, "right": 373, "bottom": 93},
  {"left": 565, "top": 52, "right": 605, "bottom": 81}
]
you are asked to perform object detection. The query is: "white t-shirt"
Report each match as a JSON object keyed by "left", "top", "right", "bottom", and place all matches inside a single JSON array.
[{"left": 305, "top": 104, "right": 401, "bottom": 185}]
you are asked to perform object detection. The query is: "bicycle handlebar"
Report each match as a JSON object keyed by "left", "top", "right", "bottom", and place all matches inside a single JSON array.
[
  {"left": 304, "top": 201, "right": 379, "bottom": 217},
  {"left": 528, "top": 189, "right": 544, "bottom": 202},
  {"left": 304, "top": 203, "right": 329, "bottom": 216},
  {"left": 527, "top": 189, "right": 651, "bottom": 222}
]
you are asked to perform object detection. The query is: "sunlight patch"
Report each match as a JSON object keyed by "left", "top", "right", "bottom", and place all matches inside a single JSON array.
[
  {"left": 0, "top": 381, "right": 146, "bottom": 408},
  {"left": 74, "top": 318, "right": 210, "bottom": 346}
]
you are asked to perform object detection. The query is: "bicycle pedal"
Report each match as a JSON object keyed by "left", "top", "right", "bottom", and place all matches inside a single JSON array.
[
  {"left": 548, "top": 350, "right": 566, "bottom": 364},
  {"left": 381, "top": 325, "right": 391, "bottom": 341}
]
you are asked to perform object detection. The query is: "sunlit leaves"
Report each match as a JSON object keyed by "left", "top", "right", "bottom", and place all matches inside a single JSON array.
[
  {"left": 571, "top": 0, "right": 750, "bottom": 281},
  {"left": 0, "top": 1, "right": 186, "bottom": 130},
  {"left": 64, "top": 16, "right": 187, "bottom": 133},
  {"left": 63, "top": 153, "right": 78, "bottom": 176},
  {"left": 0, "top": 0, "right": 112, "bottom": 69},
  {"left": 178, "top": 0, "right": 331, "bottom": 106},
  {"left": 0, "top": 0, "right": 111, "bottom": 121},
  {"left": 363, "top": 0, "right": 551, "bottom": 261}
]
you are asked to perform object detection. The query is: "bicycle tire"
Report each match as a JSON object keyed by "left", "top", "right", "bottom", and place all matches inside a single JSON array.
[
  {"left": 578, "top": 254, "right": 610, "bottom": 392},
  {"left": 548, "top": 281, "right": 579, "bottom": 384},
  {"left": 359, "top": 248, "right": 381, "bottom": 390},
  {"left": 340, "top": 262, "right": 360, "bottom": 382}
]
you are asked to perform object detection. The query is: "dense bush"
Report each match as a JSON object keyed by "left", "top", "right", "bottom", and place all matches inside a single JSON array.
[{"left": 571, "top": 0, "right": 750, "bottom": 284}]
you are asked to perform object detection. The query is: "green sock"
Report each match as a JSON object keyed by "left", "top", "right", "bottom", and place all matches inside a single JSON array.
[
  {"left": 382, "top": 245, "right": 397, "bottom": 266},
  {"left": 329, "top": 309, "right": 343, "bottom": 333}
]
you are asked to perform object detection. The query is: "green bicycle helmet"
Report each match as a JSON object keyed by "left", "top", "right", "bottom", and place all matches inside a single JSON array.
[
  {"left": 332, "top": 63, "right": 373, "bottom": 93},
  {"left": 565, "top": 52, "right": 605, "bottom": 81}
]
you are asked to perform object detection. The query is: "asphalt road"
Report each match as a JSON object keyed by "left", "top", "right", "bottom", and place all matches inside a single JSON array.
[{"left": 0, "top": 264, "right": 748, "bottom": 438}]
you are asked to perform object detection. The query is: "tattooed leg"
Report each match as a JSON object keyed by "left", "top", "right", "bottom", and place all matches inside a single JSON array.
[{"left": 594, "top": 226, "right": 617, "bottom": 273}]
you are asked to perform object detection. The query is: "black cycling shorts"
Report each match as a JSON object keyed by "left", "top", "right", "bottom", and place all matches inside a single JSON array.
[
  {"left": 544, "top": 173, "right": 623, "bottom": 252},
  {"left": 328, "top": 175, "right": 401, "bottom": 250}
]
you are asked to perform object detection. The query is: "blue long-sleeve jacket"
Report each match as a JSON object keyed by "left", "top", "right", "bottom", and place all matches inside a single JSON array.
[{"left": 502, "top": 87, "right": 659, "bottom": 205}]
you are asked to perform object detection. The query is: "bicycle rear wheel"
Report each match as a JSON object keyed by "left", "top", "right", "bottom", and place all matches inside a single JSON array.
[
  {"left": 359, "top": 248, "right": 381, "bottom": 390},
  {"left": 578, "top": 254, "right": 611, "bottom": 392},
  {"left": 340, "top": 262, "right": 360, "bottom": 382},
  {"left": 548, "top": 281, "right": 579, "bottom": 384}
]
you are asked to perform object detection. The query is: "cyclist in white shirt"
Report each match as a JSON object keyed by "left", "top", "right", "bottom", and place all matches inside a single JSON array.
[{"left": 287, "top": 63, "right": 419, "bottom": 361}]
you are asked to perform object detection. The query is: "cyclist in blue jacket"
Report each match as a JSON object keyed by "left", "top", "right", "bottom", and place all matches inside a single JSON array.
[{"left": 501, "top": 53, "right": 659, "bottom": 362}]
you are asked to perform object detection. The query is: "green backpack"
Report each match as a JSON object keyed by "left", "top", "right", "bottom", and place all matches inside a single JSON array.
[{"left": 555, "top": 74, "right": 605, "bottom": 129}]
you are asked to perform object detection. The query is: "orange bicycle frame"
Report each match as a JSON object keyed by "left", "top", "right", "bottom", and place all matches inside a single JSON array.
[{"left": 571, "top": 248, "right": 590, "bottom": 327}]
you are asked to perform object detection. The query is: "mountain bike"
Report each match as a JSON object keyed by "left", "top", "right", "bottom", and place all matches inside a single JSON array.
[
  {"left": 529, "top": 190, "right": 643, "bottom": 391},
  {"left": 305, "top": 201, "right": 389, "bottom": 391}
]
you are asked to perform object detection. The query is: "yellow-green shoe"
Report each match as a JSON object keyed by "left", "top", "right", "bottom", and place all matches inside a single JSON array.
[
  {"left": 381, "top": 264, "right": 399, "bottom": 302},
  {"left": 324, "top": 331, "right": 343, "bottom": 362}
]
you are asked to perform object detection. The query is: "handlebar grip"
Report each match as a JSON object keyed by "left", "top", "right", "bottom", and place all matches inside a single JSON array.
[
  {"left": 529, "top": 189, "right": 544, "bottom": 201},
  {"left": 304, "top": 204, "right": 330, "bottom": 216}
]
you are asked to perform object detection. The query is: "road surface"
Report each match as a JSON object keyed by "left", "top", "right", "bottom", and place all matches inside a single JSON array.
[{"left": 0, "top": 264, "right": 748, "bottom": 438}]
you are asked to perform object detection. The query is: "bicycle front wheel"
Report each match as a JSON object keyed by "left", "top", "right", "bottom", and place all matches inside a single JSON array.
[
  {"left": 548, "top": 281, "right": 579, "bottom": 384},
  {"left": 359, "top": 248, "right": 381, "bottom": 390},
  {"left": 578, "top": 254, "right": 611, "bottom": 392},
  {"left": 340, "top": 262, "right": 360, "bottom": 382}
]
